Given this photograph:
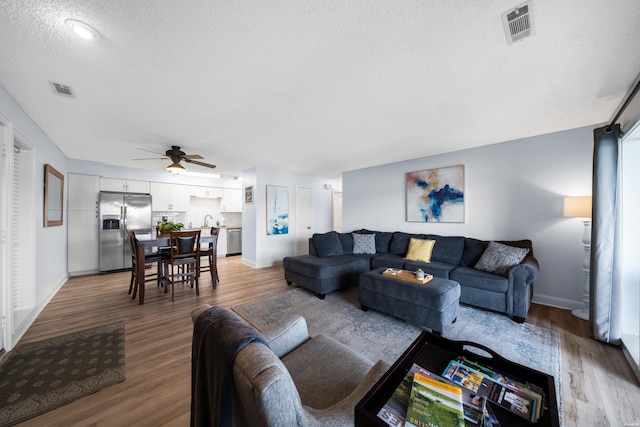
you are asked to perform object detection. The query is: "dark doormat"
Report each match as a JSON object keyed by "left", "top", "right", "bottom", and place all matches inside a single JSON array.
[{"left": 0, "top": 322, "right": 125, "bottom": 426}]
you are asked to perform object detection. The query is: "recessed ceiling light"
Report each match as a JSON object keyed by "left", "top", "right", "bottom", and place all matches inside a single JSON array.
[{"left": 65, "top": 19, "right": 100, "bottom": 41}]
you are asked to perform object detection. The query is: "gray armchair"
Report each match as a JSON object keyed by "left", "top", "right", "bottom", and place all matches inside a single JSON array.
[{"left": 191, "top": 305, "right": 389, "bottom": 426}]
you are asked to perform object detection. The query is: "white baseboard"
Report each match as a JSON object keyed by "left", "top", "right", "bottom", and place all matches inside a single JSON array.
[
  {"left": 9, "top": 273, "right": 68, "bottom": 351},
  {"left": 241, "top": 257, "right": 256, "bottom": 268},
  {"left": 532, "top": 293, "right": 583, "bottom": 311}
]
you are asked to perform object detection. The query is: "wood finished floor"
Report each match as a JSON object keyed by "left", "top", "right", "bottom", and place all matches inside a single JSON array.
[{"left": 9, "top": 256, "right": 640, "bottom": 426}]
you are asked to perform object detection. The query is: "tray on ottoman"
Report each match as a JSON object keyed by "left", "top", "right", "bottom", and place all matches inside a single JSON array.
[{"left": 382, "top": 268, "right": 433, "bottom": 284}]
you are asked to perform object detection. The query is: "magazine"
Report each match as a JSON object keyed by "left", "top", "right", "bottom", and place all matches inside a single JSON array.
[
  {"left": 405, "top": 372, "right": 465, "bottom": 427},
  {"left": 377, "top": 363, "right": 486, "bottom": 427},
  {"left": 442, "top": 360, "right": 539, "bottom": 422}
]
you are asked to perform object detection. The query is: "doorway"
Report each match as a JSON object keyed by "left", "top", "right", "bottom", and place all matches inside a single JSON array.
[
  {"left": 295, "top": 187, "right": 312, "bottom": 255},
  {"left": 332, "top": 190, "right": 342, "bottom": 232},
  {"left": 0, "top": 116, "right": 36, "bottom": 352}
]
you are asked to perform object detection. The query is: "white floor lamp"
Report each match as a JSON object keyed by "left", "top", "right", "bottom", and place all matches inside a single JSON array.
[{"left": 563, "top": 196, "right": 592, "bottom": 321}]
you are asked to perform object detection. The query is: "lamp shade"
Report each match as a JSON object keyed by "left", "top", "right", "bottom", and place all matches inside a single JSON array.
[
  {"left": 166, "top": 162, "right": 185, "bottom": 174},
  {"left": 563, "top": 196, "right": 592, "bottom": 218}
]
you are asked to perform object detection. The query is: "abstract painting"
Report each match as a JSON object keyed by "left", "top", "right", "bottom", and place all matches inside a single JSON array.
[
  {"left": 266, "top": 185, "right": 289, "bottom": 235},
  {"left": 406, "top": 165, "right": 465, "bottom": 222}
]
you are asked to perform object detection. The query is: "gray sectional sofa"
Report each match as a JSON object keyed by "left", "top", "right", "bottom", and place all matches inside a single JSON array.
[{"left": 283, "top": 230, "right": 539, "bottom": 323}]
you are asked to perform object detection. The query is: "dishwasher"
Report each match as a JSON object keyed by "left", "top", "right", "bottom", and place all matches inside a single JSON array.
[{"left": 227, "top": 228, "right": 242, "bottom": 255}]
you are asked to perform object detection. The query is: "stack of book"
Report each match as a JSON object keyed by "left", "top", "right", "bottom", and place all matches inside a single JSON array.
[
  {"left": 442, "top": 358, "right": 545, "bottom": 423},
  {"left": 378, "top": 358, "right": 545, "bottom": 427}
]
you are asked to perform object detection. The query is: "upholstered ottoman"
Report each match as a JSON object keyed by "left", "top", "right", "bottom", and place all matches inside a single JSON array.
[{"left": 358, "top": 267, "right": 461, "bottom": 334}]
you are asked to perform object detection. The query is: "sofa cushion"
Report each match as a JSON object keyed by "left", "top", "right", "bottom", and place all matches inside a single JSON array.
[
  {"left": 375, "top": 232, "right": 393, "bottom": 254},
  {"left": 281, "top": 334, "right": 374, "bottom": 410},
  {"left": 389, "top": 232, "right": 425, "bottom": 256},
  {"left": 283, "top": 255, "right": 369, "bottom": 279},
  {"left": 426, "top": 235, "right": 465, "bottom": 266},
  {"left": 450, "top": 267, "right": 509, "bottom": 293},
  {"left": 353, "top": 233, "right": 376, "bottom": 254},
  {"left": 404, "top": 261, "right": 457, "bottom": 279},
  {"left": 311, "top": 232, "right": 344, "bottom": 257},
  {"left": 370, "top": 254, "right": 406, "bottom": 270},
  {"left": 338, "top": 233, "right": 354, "bottom": 255},
  {"left": 474, "top": 241, "right": 530, "bottom": 276},
  {"left": 404, "top": 238, "right": 435, "bottom": 263},
  {"left": 460, "top": 238, "right": 489, "bottom": 267}
]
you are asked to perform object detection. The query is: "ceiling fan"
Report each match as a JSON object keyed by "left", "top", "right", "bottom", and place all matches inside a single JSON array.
[{"left": 134, "top": 146, "right": 216, "bottom": 172}]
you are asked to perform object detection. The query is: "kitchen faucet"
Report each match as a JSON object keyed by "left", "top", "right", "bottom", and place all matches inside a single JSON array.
[{"left": 203, "top": 214, "right": 213, "bottom": 228}]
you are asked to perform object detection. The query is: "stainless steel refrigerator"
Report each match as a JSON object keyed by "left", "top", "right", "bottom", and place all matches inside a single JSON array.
[{"left": 99, "top": 192, "right": 152, "bottom": 272}]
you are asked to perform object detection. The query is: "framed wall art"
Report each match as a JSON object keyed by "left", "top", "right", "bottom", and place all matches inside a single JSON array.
[
  {"left": 44, "top": 163, "right": 64, "bottom": 227},
  {"left": 406, "top": 165, "right": 465, "bottom": 223},
  {"left": 266, "top": 185, "right": 289, "bottom": 235},
  {"left": 244, "top": 186, "right": 254, "bottom": 204}
]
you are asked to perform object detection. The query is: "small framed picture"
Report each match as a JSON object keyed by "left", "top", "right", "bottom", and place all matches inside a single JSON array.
[{"left": 244, "top": 186, "right": 254, "bottom": 204}]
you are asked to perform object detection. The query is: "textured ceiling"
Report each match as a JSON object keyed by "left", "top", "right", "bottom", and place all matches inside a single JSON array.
[{"left": 1, "top": 0, "right": 639, "bottom": 178}]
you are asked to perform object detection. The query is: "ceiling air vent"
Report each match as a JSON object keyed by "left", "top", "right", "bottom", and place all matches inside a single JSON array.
[
  {"left": 502, "top": 1, "right": 535, "bottom": 44},
  {"left": 49, "top": 81, "right": 75, "bottom": 97}
]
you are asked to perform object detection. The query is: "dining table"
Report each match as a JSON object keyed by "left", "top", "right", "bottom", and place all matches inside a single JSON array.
[{"left": 135, "top": 230, "right": 217, "bottom": 305}]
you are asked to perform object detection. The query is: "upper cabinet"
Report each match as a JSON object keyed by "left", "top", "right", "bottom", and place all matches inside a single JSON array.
[
  {"left": 190, "top": 186, "right": 224, "bottom": 198},
  {"left": 100, "top": 178, "right": 149, "bottom": 193},
  {"left": 69, "top": 173, "right": 100, "bottom": 211},
  {"left": 221, "top": 188, "right": 242, "bottom": 212},
  {"left": 150, "top": 182, "right": 190, "bottom": 211}
]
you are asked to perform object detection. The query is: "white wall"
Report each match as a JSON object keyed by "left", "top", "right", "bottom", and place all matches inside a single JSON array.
[
  {"left": 242, "top": 167, "right": 341, "bottom": 268},
  {"left": 342, "top": 126, "right": 594, "bottom": 309},
  {"left": 0, "top": 84, "right": 69, "bottom": 346}
]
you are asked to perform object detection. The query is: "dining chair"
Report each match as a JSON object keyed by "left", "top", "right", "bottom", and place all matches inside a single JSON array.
[
  {"left": 199, "top": 227, "right": 220, "bottom": 289},
  {"left": 162, "top": 229, "right": 201, "bottom": 301},
  {"left": 128, "top": 230, "right": 163, "bottom": 300}
]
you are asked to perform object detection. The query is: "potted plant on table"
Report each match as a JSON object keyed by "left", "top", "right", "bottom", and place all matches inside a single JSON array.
[{"left": 415, "top": 268, "right": 425, "bottom": 280}]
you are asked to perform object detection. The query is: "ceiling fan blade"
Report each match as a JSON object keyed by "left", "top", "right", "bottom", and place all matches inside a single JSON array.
[
  {"left": 137, "top": 147, "right": 168, "bottom": 157},
  {"left": 182, "top": 154, "right": 204, "bottom": 160},
  {"left": 132, "top": 157, "right": 166, "bottom": 161},
  {"left": 184, "top": 158, "right": 217, "bottom": 169}
]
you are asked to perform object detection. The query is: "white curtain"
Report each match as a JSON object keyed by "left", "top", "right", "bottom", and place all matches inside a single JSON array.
[{"left": 590, "top": 124, "right": 623, "bottom": 344}]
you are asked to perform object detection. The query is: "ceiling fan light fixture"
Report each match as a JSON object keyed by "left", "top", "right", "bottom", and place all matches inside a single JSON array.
[
  {"left": 65, "top": 19, "right": 100, "bottom": 41},
  {"left": 166, "top": 162, "right": 185, "bottom": 174}
]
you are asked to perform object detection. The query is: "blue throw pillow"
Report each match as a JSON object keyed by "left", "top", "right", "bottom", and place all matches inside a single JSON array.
[{"left": 312, "top": 232, "right": 344, "bottom": 257}]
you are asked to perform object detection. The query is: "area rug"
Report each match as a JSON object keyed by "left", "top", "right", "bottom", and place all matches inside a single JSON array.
[
  {"left": 233, "top": 286, "right": 563, "bottom": 424},
  {"left": 0, "top": 322, "right": 125, "bottom": 426}
]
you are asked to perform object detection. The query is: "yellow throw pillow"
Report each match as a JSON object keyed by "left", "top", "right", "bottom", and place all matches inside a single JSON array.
[{"left": 404, "top": 238, "right": 435, "bottom": 263}]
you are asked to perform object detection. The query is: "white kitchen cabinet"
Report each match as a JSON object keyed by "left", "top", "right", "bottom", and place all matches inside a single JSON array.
[
  {"left": 221, "top": 188, "right": 242, "bottom": 212},
  {"left": 68, "top": 210, "right": 99, "bottom": 274},
  {"left": 216, "top": 228, "right": 227, "bottom": 258},
  {"left": 100, "top": 177, "right": 149, "bottom": 193},
  {"left": 68, "top": 173, "right": 100, "bottom": 275},
  {"left": 150, "top": 182, "right": 190, "bottom": 211},
  {"left": 190, "top": 185, "right": 223, "bottom": 198},
  {"left": 69, "top": 174, "right": 100, "bottom": 211}
]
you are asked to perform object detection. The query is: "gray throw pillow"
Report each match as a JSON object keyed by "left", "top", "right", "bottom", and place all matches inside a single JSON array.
[
  {"left": 352, "top": 233, "right": 376, "bottom": 254},
  {"left": 474, "top": 241, "right": 530, "bottom": 276}
]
